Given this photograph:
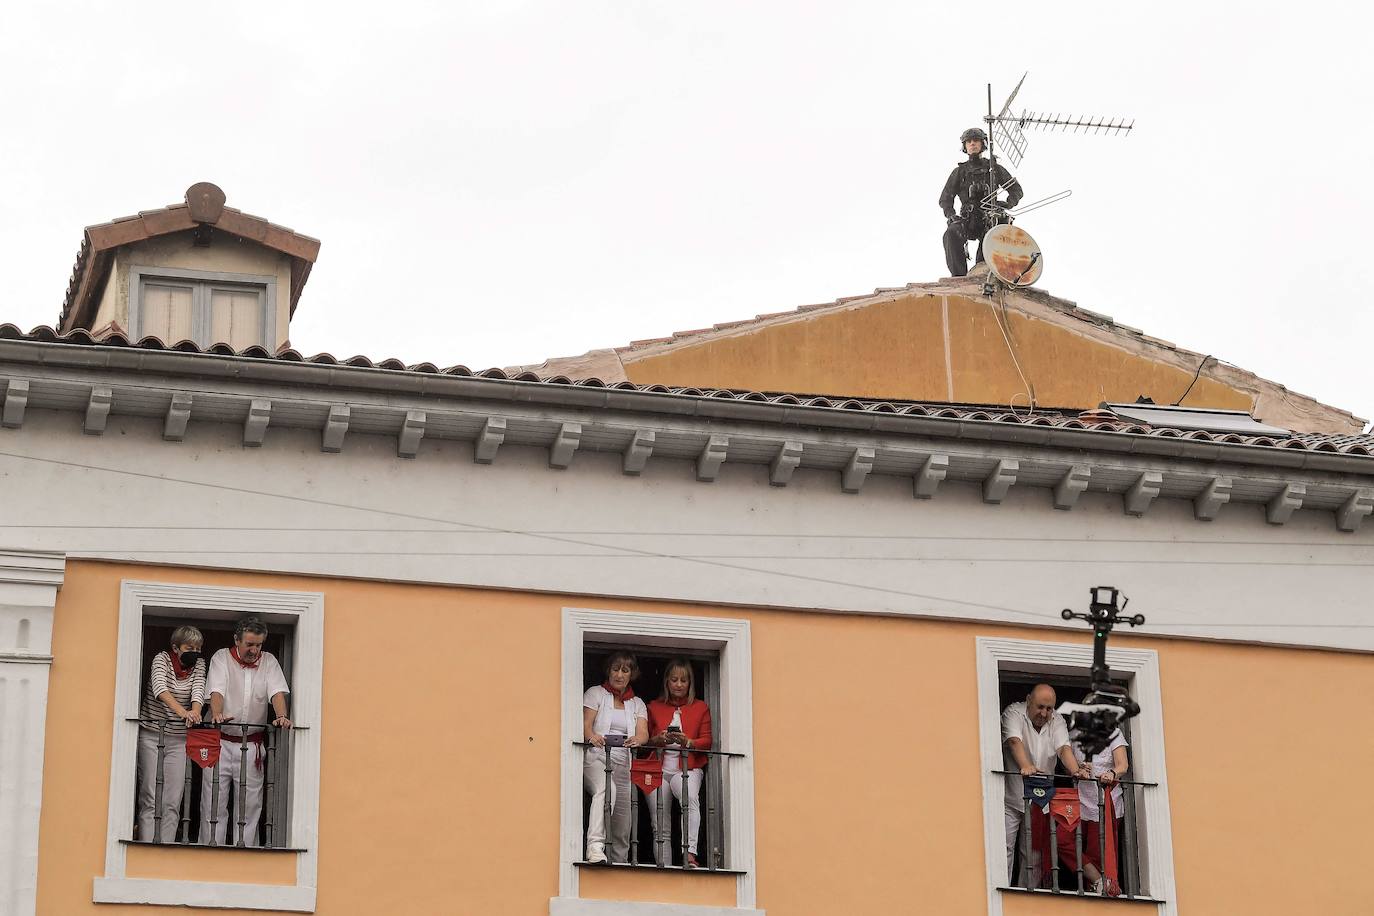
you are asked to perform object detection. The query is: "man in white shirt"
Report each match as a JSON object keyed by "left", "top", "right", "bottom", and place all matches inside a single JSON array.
[
  {"left": 201, "top": 617, "right": 292, "bottom": 846},
  {"left": 1001, "top": 683, "right": 1089, "bottom": 883}
]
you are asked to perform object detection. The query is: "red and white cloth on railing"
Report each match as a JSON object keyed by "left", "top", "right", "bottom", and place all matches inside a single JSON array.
[
  {"left": 1031, "top": 787, "right": 1121, "bottom": 896},
  {"left": 185, "top": 727, "right": 222, "bottom": 769},
  {"left": 184, "top": 726, "right": 267, "bottom": 771}
]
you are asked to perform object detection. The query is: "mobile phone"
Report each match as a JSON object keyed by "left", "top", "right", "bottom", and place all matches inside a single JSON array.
[
  {"left": 602, "top": 734, "right": 626, "bottom": 748},
  {"left": 666, "top": 726, "right": 683, "bottom": 734}
]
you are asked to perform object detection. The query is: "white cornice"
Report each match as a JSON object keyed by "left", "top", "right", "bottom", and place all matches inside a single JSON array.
[
  {"left": 1, "top": 340, "right": 1371, "bottom": 477},
  {"left": 2, "top": 362, "right": 1372, "bottom": 532},
  {"left": 0, "top": 550, "right": 65, "bottom": 589}
]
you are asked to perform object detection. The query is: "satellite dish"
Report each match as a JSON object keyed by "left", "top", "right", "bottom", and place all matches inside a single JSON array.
[{"left": 983, "top": 224, "right": 1044, "bottom": 287}]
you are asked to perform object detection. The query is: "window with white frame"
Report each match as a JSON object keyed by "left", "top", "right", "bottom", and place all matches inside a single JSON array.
[
  {"left": 580, "top": 643, "right": 728, "bottom": 870},
  {"left": 560, "top": 608, "right": 760, "bottom": 914},
  {"left": 94, "top": 580, "right": 323, "bottom": 914},
  {"left": 129, "top": 266, "right": 276, "bottom": 350},
  {"left": 131, "top": 612, "right": 297, "bottom": 847},
  {"left": 976, "top": 637, "right": 1178, "bottom": 916}
]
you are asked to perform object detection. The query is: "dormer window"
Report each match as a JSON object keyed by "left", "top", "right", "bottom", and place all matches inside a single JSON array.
[
  {"left": 59, "top": 183, "right": 319, "bottom": 353},
  {"left": 130, "top": 267, "right": 276, "bottom": 350}
]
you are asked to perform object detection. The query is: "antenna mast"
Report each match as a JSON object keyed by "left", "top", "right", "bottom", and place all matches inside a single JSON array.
[{"left": 984, "top": 84, "right": 997, "bottom": 223}]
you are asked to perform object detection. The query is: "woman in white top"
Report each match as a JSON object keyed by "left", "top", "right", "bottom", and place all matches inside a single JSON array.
[
  {"left": 582, "top": 650, "right": 648, "bottom": 864},
  {"left": 1065, "top": 728, "right": 1129, "bottom": 895},
  {"left": 136, "top": 625, "right": 207, "bottom": 842}
]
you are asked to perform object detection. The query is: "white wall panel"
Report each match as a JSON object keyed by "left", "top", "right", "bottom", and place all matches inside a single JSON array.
[
  {"left": 0, "top": 409, "right": 1369, "bottom": 651},
  {"left": 0, "top": 552, "right": 64, "bottom": 916}
]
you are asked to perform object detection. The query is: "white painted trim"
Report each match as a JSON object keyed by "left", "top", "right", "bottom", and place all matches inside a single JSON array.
[
  {"left": 92, "top": 878, "right": 315, "bottom": 912},
  {"left": 100, "top": 580, "right": 324, "bottom": 911},
  {"left": 0, "top": 550, "right": 65, "bottom": 588},
  {"left": 550, "top": 898, "right": 765, "bottom": 916},
  {"left": 560, "top": 608, "right": 756, "bottom": 910},
  {"left": 975, "top": 637, "right": 1178, "bottom": 916},
  {"left": 0, "top": 551, "right": 65, "bottom": 916}
]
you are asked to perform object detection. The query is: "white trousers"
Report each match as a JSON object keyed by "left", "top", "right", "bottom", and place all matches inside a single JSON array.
[
  {"left": 1005, "top": 805, "right": 1022, "bottom": 883},
  {"left": 1005, "top": 804, "right": 1047, "bottom": 885},
  {"left": 648, "top": 768, "right": 704, "bottom": 861},
  {"left": 136, "top": 728, "right": 191, "bottom": 842},
  {"left": 582, "top": 748, "right": 631, "bottom": 862},
  {"left": 201, "top": 738, "right": 266, "bottom": 846}
]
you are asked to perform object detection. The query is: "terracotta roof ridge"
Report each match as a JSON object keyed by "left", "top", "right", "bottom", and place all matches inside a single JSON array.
[
  {"left": 506, "top": 347, "right": 630, "bottom": 384},
  {"left": 83, "top": 200, "right": 317, "bottom": 245}
]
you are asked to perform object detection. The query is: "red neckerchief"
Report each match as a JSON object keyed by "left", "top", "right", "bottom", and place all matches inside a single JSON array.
[
  {"left": 168, "top": 650, "right": 188, "bottom": 680},
  {"left": 602, "top": 681, "right": 634, "bottom": 701},
  {"left": 230, "top": 647, "right": 260, "bottom": 669}
]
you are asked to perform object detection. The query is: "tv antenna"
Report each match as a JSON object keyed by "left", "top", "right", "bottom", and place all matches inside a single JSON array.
[
  {"left": 981, "top": 73, "right": 1134, "bottom": 221},
  {"left": 967, "top": 74, "right": 1136, "bottom": 298},
  {"left": 985, "top": 72, "right": 1134, "bottom": 170}
]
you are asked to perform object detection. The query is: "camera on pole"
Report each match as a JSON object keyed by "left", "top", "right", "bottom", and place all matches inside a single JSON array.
[{"left": 1057, "top": 586, "right": 1146, "bottom": 756}]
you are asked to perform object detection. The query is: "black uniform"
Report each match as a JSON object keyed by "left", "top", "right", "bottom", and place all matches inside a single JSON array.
[{"left": 939, "top": 156, "right": 1023, "bottom": 277}]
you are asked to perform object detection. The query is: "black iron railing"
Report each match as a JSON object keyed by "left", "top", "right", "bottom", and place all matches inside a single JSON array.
[
  {"left": 576, "top": 741, "right": 745, "bottom": 872},
  {"left": 132, "top": 718, "right": 299, "bottom": 848},
  {"left": 994, "top": 769, "right": 1157, "bottom": 899}
]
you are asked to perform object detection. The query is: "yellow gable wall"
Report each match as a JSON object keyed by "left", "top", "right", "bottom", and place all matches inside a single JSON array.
[
  {"left": 37, "top": 560, "right": 1374, "bottom": 915},
  {"left": 623, "top": 292, "right": 1251, "bottom": 413}
]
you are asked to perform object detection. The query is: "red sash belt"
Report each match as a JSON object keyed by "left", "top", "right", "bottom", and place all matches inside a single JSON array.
[
  {"left": 219, "top": 730, "right": 265, "bottom": 744},
  {"left": 219, "top": 729, "right": 266, "bottom": 770}
]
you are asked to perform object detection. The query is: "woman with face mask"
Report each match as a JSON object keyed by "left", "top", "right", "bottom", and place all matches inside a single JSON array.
[
  {"left": 136, "top": 625, "right": 207, "bottom": 842},
  {"left": 582, "top": 650, "right": 648, "bottom": 864},
  {"left": 645, "top": 659, "right": 713, "bottom": 867}
]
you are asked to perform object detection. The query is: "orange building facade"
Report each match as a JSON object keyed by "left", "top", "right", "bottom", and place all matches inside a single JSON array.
[
  {"left": 4, "top": 187, "right": 1373, "bottom": 916},
  {"left": 20, "top": 558, "right": 1374, "bottom": 916}
]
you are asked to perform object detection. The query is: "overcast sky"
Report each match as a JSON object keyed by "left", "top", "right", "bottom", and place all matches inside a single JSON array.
[{"left": 3, "top": 2, "right": 1370, "bottom": 429}]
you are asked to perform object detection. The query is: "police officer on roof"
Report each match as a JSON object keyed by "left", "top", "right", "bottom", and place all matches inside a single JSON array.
[{"left": 939, "top": 127, "right": 1023, "bottom": 277}]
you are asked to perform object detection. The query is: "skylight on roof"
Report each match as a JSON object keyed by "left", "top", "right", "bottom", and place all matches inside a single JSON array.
[{"left": 1106, "top": 403, "right": 1293, "bottom": 438}]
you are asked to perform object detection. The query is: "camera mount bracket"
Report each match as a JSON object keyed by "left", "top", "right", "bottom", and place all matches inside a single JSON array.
[{"left": 1058, "top": 587, "right": 1146, "bottom": 755}]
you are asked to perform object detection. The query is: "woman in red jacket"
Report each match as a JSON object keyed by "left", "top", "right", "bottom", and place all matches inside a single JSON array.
[{"left": 645, "top": 659, "right": 713, "bottom": 867}]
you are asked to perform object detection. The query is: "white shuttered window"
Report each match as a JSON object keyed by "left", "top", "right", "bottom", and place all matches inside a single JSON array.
[
  {"left": 139, "top": 283, "right": 195, "bottom": 344},
  {"left": 133, "top": 272, "right": 272, "bottom": 350},
  {"left": 209, "top": 287, "right": 265, "bottom": 350}
]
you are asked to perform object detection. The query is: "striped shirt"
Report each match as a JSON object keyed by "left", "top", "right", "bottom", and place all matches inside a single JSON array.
[{"left": 139, "top": 650, "right": 207, "bottom": 733}]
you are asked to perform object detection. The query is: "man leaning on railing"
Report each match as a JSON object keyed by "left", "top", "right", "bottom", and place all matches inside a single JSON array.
[
  {"left": 1001, "top": 684, "right": 1090, "bottom": 883},
  {"left": 201, "top": 617, "right": 292, "bottom": 847}
]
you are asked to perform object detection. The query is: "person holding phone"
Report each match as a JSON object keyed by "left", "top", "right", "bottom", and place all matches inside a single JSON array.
[
  {"left": 582, "top": 651, "right": 648, "bottom": 864},
  {"left": 645, "top": 659, "right": 713, "bottom": 868}
]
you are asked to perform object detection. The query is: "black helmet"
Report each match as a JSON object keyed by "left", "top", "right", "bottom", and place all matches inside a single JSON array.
[{"left": 960, "top": 127, "right": 988, "bottom": 150}]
